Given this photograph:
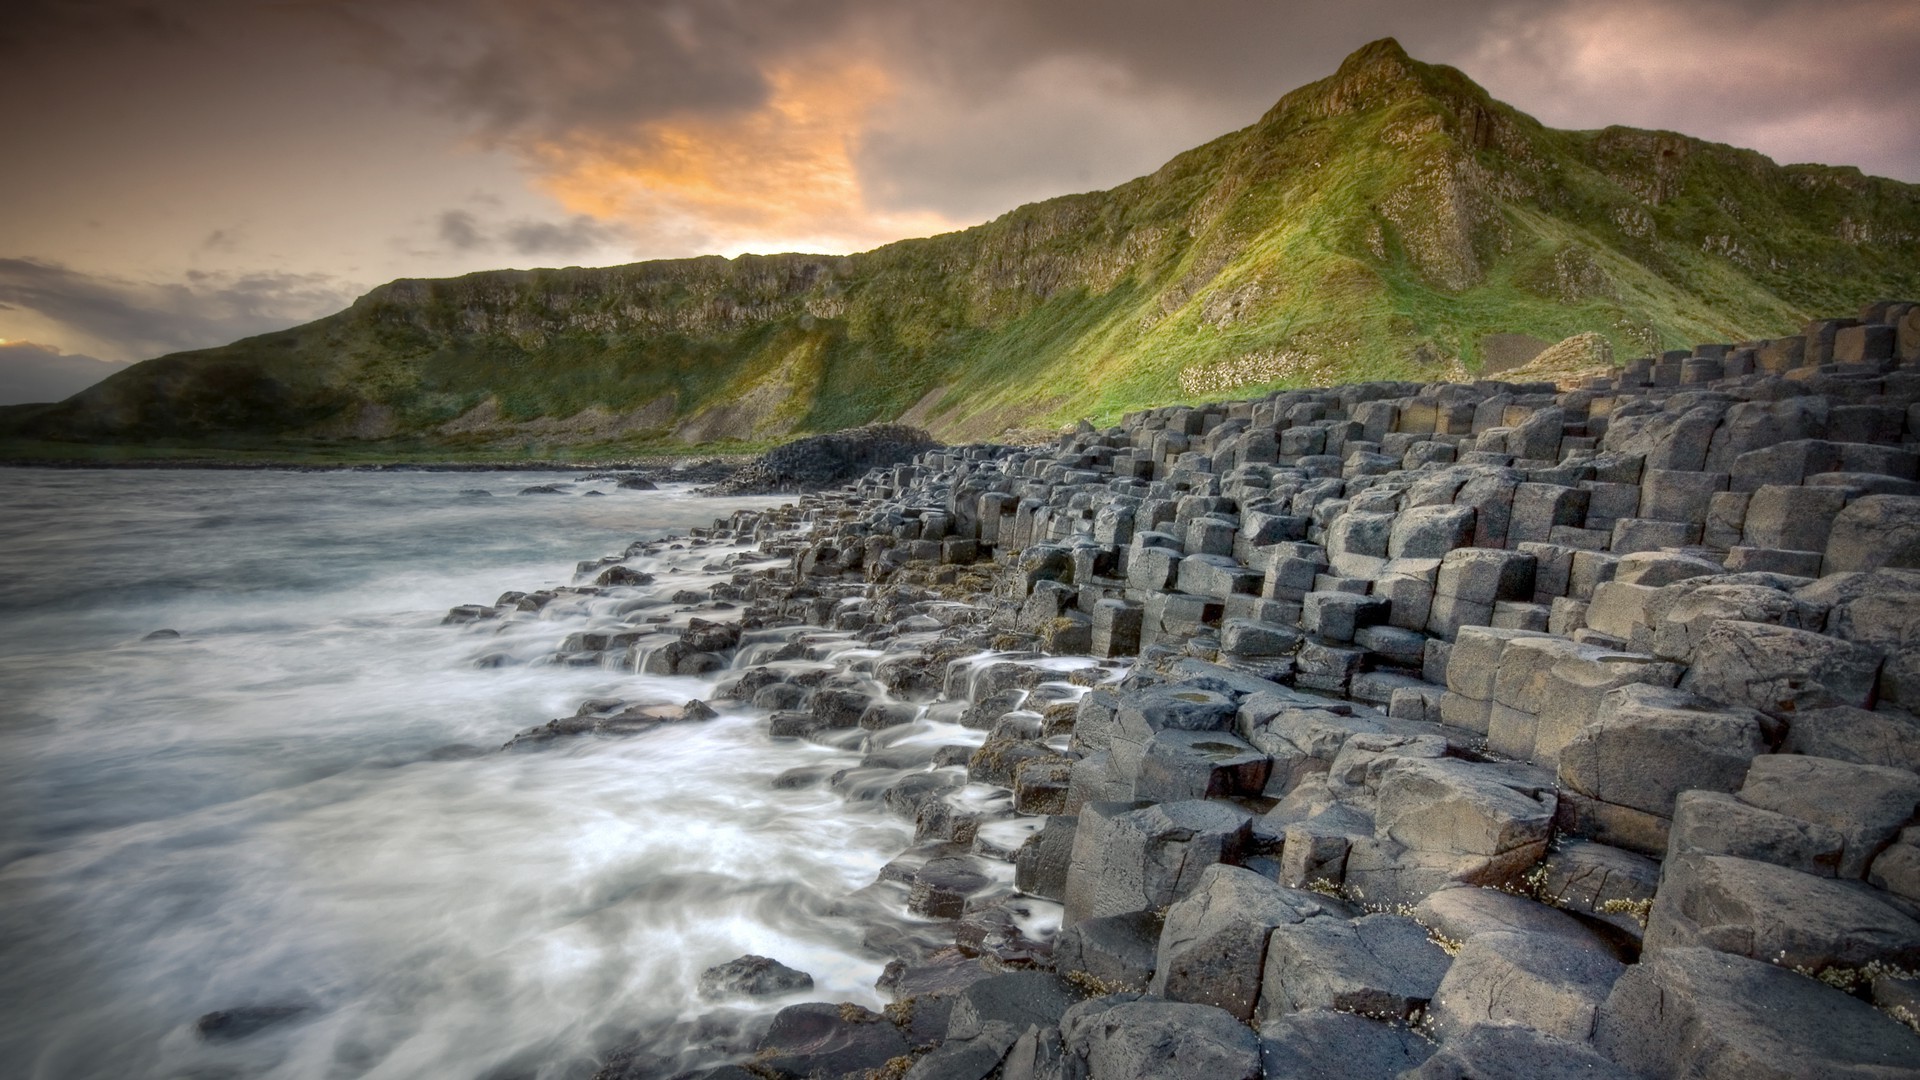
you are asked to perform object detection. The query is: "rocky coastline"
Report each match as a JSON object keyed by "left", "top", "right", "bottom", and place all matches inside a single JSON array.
[{"left": 444, "top": 302, "right": 1920, "bottom": 1080}]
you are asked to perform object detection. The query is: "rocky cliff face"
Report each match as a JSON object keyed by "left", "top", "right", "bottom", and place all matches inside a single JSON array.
[{"left": 14, "top": 39, "right": 1920, "bottom": 452}]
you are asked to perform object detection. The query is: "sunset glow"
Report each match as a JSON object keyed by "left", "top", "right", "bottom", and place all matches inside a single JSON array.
[
  {"left": 1, "top": 0, "right": 1915, "bottom": 369},
  {"left": 530, "top": 58, "right": 962, "bottom": 255}
]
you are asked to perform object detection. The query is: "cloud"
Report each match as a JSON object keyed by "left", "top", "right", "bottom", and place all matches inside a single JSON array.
[
  {"left": 1459, "top": 0, "right": 1920, "bottom": 182},
  {"left": 330, "top": 0, "right": 1919, "bottom": 264},
  {"left": 0, "top": 340, "right": 130, "bottom": 405},
  {"left": 432, "top": 208, "right": 629, "bottom": 259},
  {"left": 500, "top": 216, "right": 621, "bottom": 258},
  {"left": 437, "top": 209, "right": 487, "bottom": 251},
  {"left": 0, "top": 258, "right": 356, "bottom": 362},
  {"left": 525, "top": 56, "right": 959, "bottom": 255}
]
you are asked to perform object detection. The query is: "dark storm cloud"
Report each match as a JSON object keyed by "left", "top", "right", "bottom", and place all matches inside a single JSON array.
[
  {"left": 353, "top": 0, "right": 840, "bottom": 142},
  {"left": 0, "top": 341, "right": 129, "bottom": 405},
  {"left": 437, "top": 210, "right": 487, "bottom": 251},
  {"left": 0, "top": 259, "right": 355, "bottom": 362},
  {"left": 501, "top": 217, "right": 622, "bottom": 258},
  {"left": 0, "top": 0, "right": 194, "bottom": 56},
  {"left": 433, "top": 210, "right": 624, "bottom": 258},
  {"left": 325, "top": 0, "right": 1919, "bottom": 228}
]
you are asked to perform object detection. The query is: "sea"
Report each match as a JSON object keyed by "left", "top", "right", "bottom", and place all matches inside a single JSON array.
[{"left": 0, "top": 468, "right": 925, "bottom": 1080}]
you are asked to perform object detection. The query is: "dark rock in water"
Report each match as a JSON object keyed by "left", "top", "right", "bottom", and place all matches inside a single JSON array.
[
  {"left": 458, "top": 489, "right": 492, "bottom": 497},
  {"left": 681, "top": 618, "right": 742, "bottom": 652},
  {"left": 617, "top": 476, "right": 658, "bottom": 490},
  {"left": 877, "top": 948, "right": 998, "bottom": 1001},
  {"left": 583, "top": 490, "right": 606, "bottom": 497},
  {"left": 590, "top": 1009, "right": 772, "bottom": 1080},
  {"left": 772, "top": 764, "right": 835, "bottom": 789},
  {"left": 504, "top": 716, "right": 600, "bottom": 749},
  {"left": 194, "top": 1003, "right": 309, "bottom": 1042},
  {"left": 142, "top": 628, "right": 181, "bottom": 641},
  {"left": 596, "top": 565, "right": 655, "bottom": 587},
  {"left": 501, "top": 702, "right": 694, "bottom": 749},
  {"left": 753, "top": 1001, "right": 908, "bottom": 1078},
  {"left": 518, "top": 484, "right": 568, "bottom": 495},
  {"left": 698, "top": 954, "right": 815, "bottom": 999},
  {"left": 709, "top": 424, "right": 940, "bottom": 494},
  {"left": 425, "top": 744, "right": 488, "bottom": 761},
  {"left": 956, "top": 900, "right": 1055, "bottom": 967}
]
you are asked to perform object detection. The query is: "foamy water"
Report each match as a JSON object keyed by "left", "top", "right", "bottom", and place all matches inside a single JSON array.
[{"left": 0, "top": 469, "right": 918, "bottom": 1080}]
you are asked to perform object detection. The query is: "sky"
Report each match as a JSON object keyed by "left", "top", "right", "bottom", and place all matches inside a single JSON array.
[{"left": 2, "top": 0, "right": 1917, "bottom": 403}]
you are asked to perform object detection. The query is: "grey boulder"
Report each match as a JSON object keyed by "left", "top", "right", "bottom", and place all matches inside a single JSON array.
[{"left": 1595, "top": 946, "right": 1920, "bottom": 1079}]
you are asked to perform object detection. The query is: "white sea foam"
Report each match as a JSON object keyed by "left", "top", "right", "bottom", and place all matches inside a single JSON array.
[{"left": 0, "top": 469, "right": 915, "bottom": 1080}]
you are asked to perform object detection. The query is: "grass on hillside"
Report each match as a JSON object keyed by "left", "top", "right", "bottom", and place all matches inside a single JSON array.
[{"left": 10, "top": 39, "right": 1918, "bottom": 458}]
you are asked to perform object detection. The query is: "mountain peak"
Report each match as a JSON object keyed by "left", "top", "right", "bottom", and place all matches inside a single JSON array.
[
  {"left": 1258, "top": 36, "right": 1456, "bottom": 127},
  {"left": 11, "top": 37, "right": 1918, "bottom": 451},
  {"left": 1337, "top": 37, "right": 1414, "bottom": 74}
]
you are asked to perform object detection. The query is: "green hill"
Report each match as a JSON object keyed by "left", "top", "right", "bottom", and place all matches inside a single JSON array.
[{"left": 12, "top": 38, "right": 1920, "bottom": 457}]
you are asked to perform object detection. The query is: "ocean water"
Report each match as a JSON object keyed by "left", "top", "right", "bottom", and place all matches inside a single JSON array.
[{"left": 0, "top": 468, "right": 919, "bottom": 1080}]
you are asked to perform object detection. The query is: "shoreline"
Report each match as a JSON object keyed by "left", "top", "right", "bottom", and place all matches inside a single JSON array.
[
  {"left": 441, "top": 313, "right": 1920, "bottom": 1078},
  {"left": 0, "top": 456, "right": 757, "bottom": 473}
]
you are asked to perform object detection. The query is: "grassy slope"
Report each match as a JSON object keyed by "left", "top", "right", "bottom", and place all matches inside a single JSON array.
[{"left": 12, "top": 40, "right": 1919, "bottom": 456}]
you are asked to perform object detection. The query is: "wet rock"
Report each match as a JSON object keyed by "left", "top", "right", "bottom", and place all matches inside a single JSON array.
[
  {"left": 680, "top": 617, "right": 742, "bottom": 652},
  {"left": 752, "top": 1001, "right": 909, "bottom": 1079},
  {"left": 944, "top": 972, "right": 1079, "bottom": 1042},
  {"left": 142, "top": 628, "right": 182, "bottom": 640},
  {"left": 595, "top": 565, "right": 655, "bottom": 586},
  {"left": 194, "top": 1003, "right": 310, "bottom": 1042},
  {"left": 909, "top": 856, "right": 993, "bottom": 919},
  {"left": 1012, "top": 757, "right": 1073, "bottom": 815},
  {"left": 697, "top": 955, "right": 814, "bottom": 1000},
  {"left": 877, "top": 949, "right": 997, "bottom": 1002},
  {"left": 1014, "top": 815, "right": 1076, "bottom": 901},
  {"left": 955, "top": 900, "right": 1052, "bottom": 967}
]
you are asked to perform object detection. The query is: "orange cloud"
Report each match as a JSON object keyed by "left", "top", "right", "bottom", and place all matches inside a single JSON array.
[{"left": 528, "top": 58, "right": 962, "bottom": 256}]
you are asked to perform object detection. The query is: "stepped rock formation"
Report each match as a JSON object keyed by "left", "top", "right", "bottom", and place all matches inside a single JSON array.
[
  {"left": 459, "top": 302, "right": 1920, "bottom": 1076},
  {"left": 9, "top": 39, "right": 1919, "bottom": 452}
]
